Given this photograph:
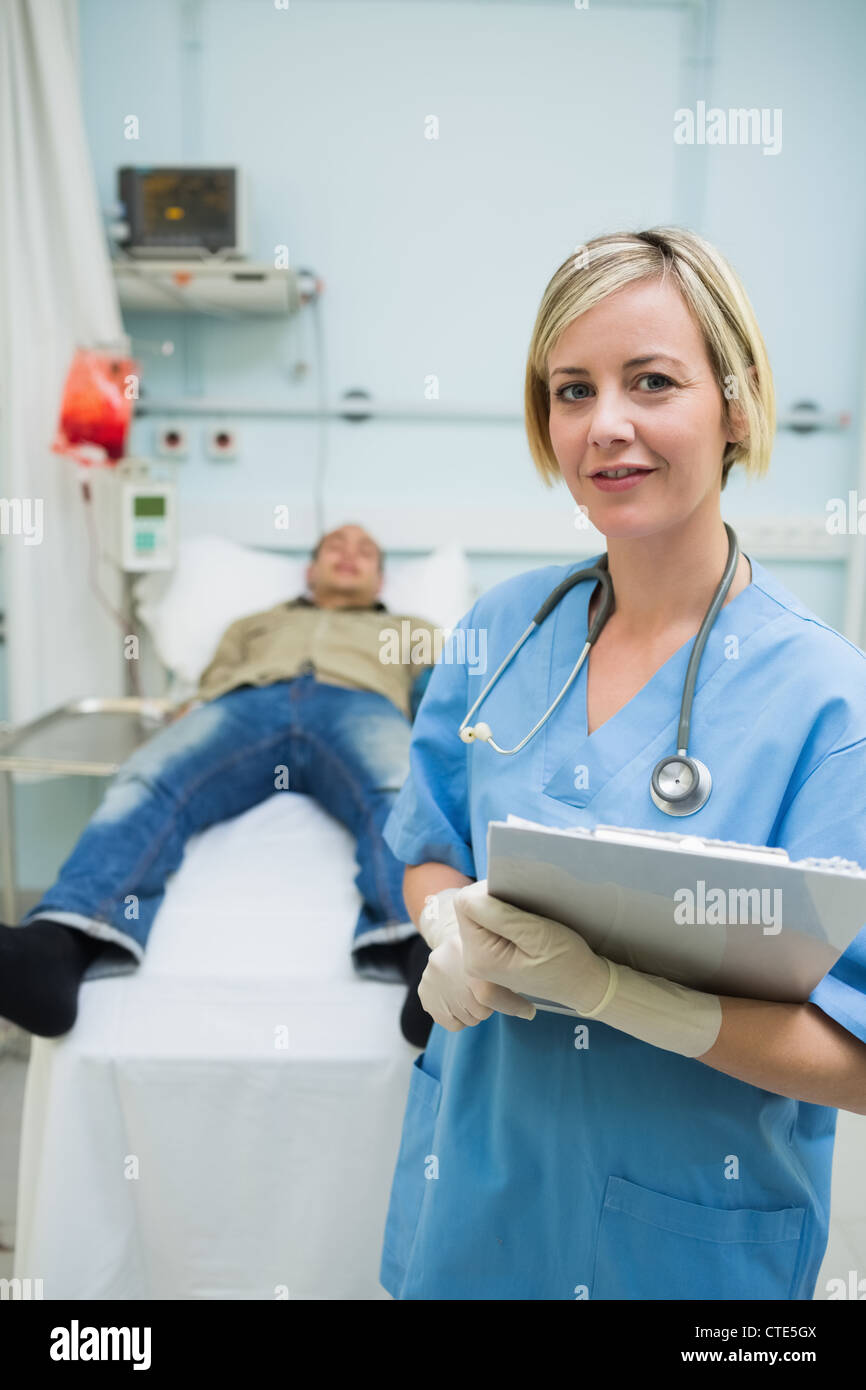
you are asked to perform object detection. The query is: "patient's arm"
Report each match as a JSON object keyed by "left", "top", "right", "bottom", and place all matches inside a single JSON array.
[{"left": 196, "top": 617, "right": 250, "bottom": 700}]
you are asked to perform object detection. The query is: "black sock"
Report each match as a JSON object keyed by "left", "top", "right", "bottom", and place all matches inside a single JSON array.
[
  {"left": 397, "top": 934, "right": 433, "bottom": 1049},
  {"left": 389, "top": 933, "right": 419, "bottom": 984},
  {"left": 0, "top": 919, "right": 104, "bottom": 1038}
]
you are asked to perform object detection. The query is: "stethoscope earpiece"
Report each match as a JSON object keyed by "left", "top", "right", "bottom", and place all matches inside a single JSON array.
[
  {"left": 650, "top": 754, "right": 712, "bottom": 818},
  {"left": 459, "top": 722, "right": 492, "bottom": 745}
]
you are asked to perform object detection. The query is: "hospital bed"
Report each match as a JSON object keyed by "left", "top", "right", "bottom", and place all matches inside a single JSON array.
[{"left": 13, "top": 537, "right": 474, "bottom": 1300}]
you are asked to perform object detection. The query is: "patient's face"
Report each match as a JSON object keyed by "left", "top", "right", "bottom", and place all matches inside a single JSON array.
[{"left": 306, "top": 526, "right": 383, "bottom": 606}]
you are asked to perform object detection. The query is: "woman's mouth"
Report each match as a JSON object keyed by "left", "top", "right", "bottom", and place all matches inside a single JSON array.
[{"left": 590, "top": 468, "right": 655, "bottom": 492}]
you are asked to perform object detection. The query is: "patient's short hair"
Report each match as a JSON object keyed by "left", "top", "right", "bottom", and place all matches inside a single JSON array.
[{"left": 310, "top": 526, "right": 383, "bottom": 573}]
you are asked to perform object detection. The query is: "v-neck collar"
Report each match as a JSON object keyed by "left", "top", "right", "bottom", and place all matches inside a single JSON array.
[{"left": 541, "top": 550, "right": 777, "bottom": 811}]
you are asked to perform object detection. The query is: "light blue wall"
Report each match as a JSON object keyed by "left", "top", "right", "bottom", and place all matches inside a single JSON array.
[{"left": 6, "top": 0, "right": 866, "bottom": 896}]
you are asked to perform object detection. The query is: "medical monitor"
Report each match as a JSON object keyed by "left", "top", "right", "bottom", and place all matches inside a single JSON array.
[{"left": 117, "top": 167, "right": 242, "bottom": 258}]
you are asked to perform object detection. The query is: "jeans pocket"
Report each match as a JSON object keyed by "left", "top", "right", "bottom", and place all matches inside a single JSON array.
[
  {"left": 591, "top": 1175, "right": 805, "bottom": 1300},
  {"left": 382, "top": 1054, "right": 442, "bottom": 1271}
]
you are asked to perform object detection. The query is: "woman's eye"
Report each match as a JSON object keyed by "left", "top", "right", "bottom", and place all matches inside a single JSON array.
[
  {"left": 638, "top": 373, "right": 674, "bottom": 392},
  {"left": 554, "top": 382, "right": 590, "bottom": 402}
]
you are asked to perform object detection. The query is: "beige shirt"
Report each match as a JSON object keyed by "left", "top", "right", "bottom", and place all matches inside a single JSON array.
[{"left": 195, "top": 596, "right": 440, "bottom": 720}]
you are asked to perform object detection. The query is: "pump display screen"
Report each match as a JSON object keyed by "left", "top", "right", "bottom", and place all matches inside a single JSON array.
[{"left": 134, "top": 495, "right": 166, "bottom": 518}]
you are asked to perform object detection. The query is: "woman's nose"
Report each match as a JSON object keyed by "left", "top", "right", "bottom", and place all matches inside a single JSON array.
[{"left": 585, "top": 391, "right": 636, "bottom": 450}]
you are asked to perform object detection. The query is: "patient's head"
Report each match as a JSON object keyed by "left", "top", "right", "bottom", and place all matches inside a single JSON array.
[{"left": 305, "top": 524, "right": 384, "bottom": 608}]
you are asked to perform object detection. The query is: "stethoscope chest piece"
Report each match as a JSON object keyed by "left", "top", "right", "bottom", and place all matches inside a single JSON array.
[{"left": 650, "top": 754, "right": 712, "bottom": 817}]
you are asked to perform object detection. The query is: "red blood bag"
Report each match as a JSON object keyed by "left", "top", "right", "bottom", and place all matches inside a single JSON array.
[{"left": 54, "top": 347, "right": 138, "bottom": 464}]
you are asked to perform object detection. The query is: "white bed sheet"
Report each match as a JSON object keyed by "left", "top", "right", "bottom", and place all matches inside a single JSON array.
[{"left": 14, "top": 792, "right": 416, "bottom": 1299}]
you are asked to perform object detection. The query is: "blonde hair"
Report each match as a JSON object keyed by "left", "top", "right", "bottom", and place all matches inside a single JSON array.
[{"left": 525, "top": 227, "right": 775, "bottom": 491}]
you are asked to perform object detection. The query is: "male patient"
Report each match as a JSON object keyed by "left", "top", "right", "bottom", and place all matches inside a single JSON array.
[{"left": 0, "top": 524, "right": 438, "bottom": 1047}]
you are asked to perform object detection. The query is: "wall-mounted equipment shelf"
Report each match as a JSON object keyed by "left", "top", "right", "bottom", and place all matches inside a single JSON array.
[{"left": 113, "top": 260, "right": 302, "bottom": 315}]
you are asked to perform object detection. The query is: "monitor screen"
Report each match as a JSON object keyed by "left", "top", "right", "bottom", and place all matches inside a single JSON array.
[{"left": 119, "top": 168, "right": 237, "bottom": 252}]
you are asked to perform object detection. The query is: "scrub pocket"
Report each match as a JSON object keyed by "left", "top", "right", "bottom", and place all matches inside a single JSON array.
[
  {"left": 591, "top": 1176, "right": 805, "bottom": 1300},
  {"left": 381, "top": 1053, "right": 442, "bottom": 1282}
]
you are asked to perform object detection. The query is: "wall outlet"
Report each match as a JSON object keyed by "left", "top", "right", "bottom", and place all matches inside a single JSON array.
[
  {"left": 155, "top": 425, "right": 187, "bottom": 459},
  {"left": 205, "top": 426, "right": 237, "bottom": 461}
]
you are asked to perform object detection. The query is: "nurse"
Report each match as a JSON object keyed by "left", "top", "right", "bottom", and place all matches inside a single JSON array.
[{"left": 380, "top": 226, "right": 866, "bottom": 1301}]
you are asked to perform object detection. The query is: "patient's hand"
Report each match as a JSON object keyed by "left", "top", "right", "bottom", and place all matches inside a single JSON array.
[{"left": 167, "top": 699, "right": 194, "bottom": 724}]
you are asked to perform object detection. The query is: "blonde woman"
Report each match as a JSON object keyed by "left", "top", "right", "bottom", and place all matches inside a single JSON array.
[{"left": 379, "top": 227, "right": 866, "bottom": 1300}]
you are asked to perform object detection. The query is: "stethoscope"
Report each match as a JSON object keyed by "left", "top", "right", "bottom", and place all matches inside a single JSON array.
[{"left": 458, "top": 524, "right": 740, "bottom": 818}]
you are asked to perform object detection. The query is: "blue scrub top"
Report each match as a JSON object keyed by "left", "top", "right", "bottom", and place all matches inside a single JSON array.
[{"left": 380, "top": 552, "right": 866, "bottom": 1301}]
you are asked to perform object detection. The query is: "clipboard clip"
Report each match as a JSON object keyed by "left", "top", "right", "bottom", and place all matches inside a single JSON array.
[{"left": 592, "top": 824, "right": 791, "bottom": 864}]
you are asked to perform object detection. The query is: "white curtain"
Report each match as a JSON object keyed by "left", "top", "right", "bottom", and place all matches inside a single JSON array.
[{"left": 0, "top": 0, "right": 125, "bottom": 724}]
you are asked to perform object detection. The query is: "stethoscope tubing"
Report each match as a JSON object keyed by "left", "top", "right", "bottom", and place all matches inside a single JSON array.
[
  {"left": 458, "top": 524, "right": 740, "bottom": 775},
  {"left": 673, "top": 523, "right": 739, "bottom": 753}
]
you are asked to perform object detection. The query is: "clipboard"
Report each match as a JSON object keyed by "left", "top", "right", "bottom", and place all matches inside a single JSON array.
[{"left": 486, "top": 817, "right": 866, "bottom": 1015}]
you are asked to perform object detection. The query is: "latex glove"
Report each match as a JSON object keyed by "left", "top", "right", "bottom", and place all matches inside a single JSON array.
[
  {"left": 414, "top": 889, "right": 536, "bottom": 1034},
  {"left": 455, "top": 880, "right": 609, "bottom": 1013},
  {"left": 416, "top": 885, "right": 536, "bottom": 1031},
  {"left": 418, "top": 887, "right": 463, "bottom": 951},
  {"left": 455, "top": 880, "right": 722, "bottom": 1058},
  {"left": 418, "top": 932, "right": 537, "bottom": 1032}
]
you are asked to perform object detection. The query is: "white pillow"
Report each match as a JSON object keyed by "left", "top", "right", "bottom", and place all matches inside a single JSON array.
[
  {"left": 134, "top": 534, "right": 472, "bottom": 687},
  {"left": 380, "top": 542, "right": 472, "bottom": 633}
]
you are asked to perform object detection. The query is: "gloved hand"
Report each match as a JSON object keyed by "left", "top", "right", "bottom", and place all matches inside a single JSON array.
[
  {"left": 454, "top": 880, "right": 722, "bottom": 1059},
  {"left": 417, "top": 887, "right": 463, "bottom": 951},
  {"left": 417, "top": 887, "right": 536, "bottom": 1031}
]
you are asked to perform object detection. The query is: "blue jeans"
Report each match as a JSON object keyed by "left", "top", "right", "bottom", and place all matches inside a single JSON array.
[{"left": 19, "top": 676, "right": 416, "bottom": 983}]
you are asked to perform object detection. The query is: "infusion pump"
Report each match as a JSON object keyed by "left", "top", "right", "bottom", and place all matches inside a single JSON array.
[{"left": 89, "top": 458, "right": 177, "bottom": 572}]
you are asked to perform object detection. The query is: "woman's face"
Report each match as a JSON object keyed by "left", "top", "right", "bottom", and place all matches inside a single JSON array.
[{"left": 546, "top": 276, "right": 740, "bottom": 540}]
